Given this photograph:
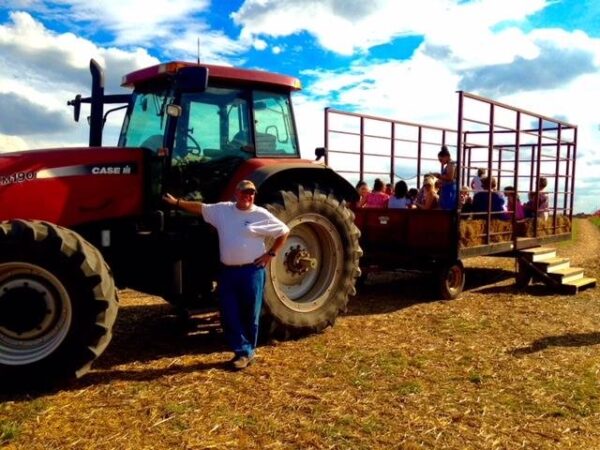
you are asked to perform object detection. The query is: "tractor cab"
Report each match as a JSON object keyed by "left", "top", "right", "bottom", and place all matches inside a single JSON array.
[{"left": 119, "top": 62, "right": 302, "bottom": 202}]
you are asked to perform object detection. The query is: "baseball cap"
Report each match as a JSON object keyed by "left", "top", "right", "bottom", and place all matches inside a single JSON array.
[{"left": 236, "top": 180, "right": 257, "bottom": 192}]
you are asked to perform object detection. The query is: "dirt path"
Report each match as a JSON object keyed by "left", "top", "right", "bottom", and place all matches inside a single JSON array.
[{"left": 559, "top": 218, "right": 600, "bottom": 267}]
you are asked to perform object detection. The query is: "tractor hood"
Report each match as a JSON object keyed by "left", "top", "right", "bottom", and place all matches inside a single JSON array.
[{"left": 0, "top": 147, "right": 145, "bottom": 227}]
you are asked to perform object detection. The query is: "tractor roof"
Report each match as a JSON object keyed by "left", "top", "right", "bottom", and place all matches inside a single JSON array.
[{"left": 122, "top": 61, "right": 302, "bottom": 91}]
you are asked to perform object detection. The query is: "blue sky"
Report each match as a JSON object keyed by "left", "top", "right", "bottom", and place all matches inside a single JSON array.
[{"left": 1, "top": 0, "right": 599, "bottom": 212}]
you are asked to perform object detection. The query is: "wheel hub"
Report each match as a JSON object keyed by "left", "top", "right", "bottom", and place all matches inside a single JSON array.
[
  {"left": 283, "top": 245, "right": 318, "bottom": 276},
  {"left": 0, "top": 277, "right": 58, "bottom": 339},
  {"left": 0, "top": 262, "right": 73, "bottom": 366}
]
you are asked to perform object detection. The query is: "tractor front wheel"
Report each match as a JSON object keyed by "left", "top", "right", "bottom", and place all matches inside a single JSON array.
[{"left": 0, "top": 220, "right": 118, "bottom": 387}]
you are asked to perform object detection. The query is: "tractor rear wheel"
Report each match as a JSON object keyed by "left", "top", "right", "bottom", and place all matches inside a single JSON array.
[
  {"left": 0, "top": 220, "right": 118, "bottom": 387},
  {"left": 262, "top": 186, "right": 362, "bottom": 337}
]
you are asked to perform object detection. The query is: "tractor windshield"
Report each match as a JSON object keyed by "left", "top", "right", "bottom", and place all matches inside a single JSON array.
[
  {"left": 118, "top": 90, "right": 173, "bottom": 152},
  {"left": 172, "top": 87, "right": 299, "bottom": 162}
]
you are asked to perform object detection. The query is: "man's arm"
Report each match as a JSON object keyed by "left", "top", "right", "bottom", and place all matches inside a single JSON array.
[
  {"left": 163, "top": 193, "right": 203, "bottom": 215},
  {"left": 253, "top": 231, "right": 289, "bottom": 267}
]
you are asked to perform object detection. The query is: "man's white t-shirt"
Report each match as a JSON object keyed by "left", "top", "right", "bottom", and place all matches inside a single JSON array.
[{"left": 202, "top": 202, "right": 290, "bottom": 266}]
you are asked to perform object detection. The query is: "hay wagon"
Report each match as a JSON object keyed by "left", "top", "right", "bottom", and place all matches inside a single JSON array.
[{"left": 323, "top": 91, "right": 596, "bottom": 298}]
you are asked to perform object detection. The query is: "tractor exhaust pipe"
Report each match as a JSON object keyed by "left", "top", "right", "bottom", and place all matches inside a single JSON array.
[{"left": 89, "top": 59, "right": 105, "bottom": 147}]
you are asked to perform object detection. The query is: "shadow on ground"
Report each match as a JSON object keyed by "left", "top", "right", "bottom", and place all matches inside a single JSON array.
[
  {"left": 0, "top": 266, "right": 522, "bottom": 398},
  {"left": 511, "top": 332, "right": 600, "bottom": 356},
  {"left": 348, "top": 266, "right": 516, "bottom": 316}
]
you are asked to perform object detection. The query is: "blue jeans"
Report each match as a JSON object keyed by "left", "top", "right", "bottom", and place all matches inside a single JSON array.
[{"left": 218, "top": 265, "right": 265, "bottom": 358}]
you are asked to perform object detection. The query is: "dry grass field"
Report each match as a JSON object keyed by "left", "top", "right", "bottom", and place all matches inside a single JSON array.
[{"left": 1, "top": 219, "right": 599, "bottom": 449}]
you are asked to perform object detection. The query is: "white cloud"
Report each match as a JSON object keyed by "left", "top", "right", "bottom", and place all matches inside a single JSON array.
[
  {"left": 9, "top": 0, "right": 211, "bottom": 45},
  {"left": 0, "top": 12, "right": 159, "bottom": 148},
  {"left": 253, "top": 38, "right": 267, "bottom": 51},
  {"left": 292, "top": 23, "right": 600, "bottom": 212},
  {"left": 232, "top": 0, "right": 550, "bottom": 55},
  {"left": 0, "top": 134, "right": 29, "bottom": 152},
  {"left": 162, "top": 25, "right": 250, "bottom": 65}
]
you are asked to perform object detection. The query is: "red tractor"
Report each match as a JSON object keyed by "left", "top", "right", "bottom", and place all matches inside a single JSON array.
[{"left": 0, "top": 60, "right": 362, "bottom": 386}]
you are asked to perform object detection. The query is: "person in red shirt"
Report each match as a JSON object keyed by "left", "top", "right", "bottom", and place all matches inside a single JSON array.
[{"left": 364, "top": 178, "right": 390, "bottom": 208}]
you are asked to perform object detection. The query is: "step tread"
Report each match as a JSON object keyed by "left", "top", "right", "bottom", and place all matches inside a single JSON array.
[
  {"left": 520, "top": 247, "right": 556, "bottom": 255},
  {"left": 562, "top": 277, "right": 596, "bottom": 288},
  {"left": 534, "top": 257, "right": 570, "bottom": 267},
  {"left": 551, "top": 267, "right": 585, "bottom": 276}
]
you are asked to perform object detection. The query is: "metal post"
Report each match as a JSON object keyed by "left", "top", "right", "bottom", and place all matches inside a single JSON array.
[
  {"left": 513, "top": 111, "right": 521, "bottom": 249},
  {"left": 570, "top": 127, "right": 578, "bottom": 223},
  {"left": 324, "top": 107, "right": 330, "bottom": 166},
  {"left": 486, "top": 103, "right": 495, "bottom": 244},
  {"left": 553, "top": 125, "right": 562, "bottom": 233},
  {"left": 359, "top": 116, "right": 365, "bottom": 181},
  {"left": 390, "top": 121, "right": 396, "bottom": 186}
]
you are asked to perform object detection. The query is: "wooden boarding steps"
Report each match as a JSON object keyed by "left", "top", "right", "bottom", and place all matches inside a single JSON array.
[{"left": 517, "top": 246, "right": 596, "bottom": 295}]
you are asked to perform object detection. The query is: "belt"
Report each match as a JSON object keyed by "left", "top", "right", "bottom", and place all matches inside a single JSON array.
[{"left": 221, "top": 262, "right": 258, "bottom": 269}]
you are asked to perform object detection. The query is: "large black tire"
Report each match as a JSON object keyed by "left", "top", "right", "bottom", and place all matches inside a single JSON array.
[
  {"left": 262, "top": 186, "right": 362, "bottom": 337},
  {"left": 0, "top": 220, "right": 118, "bottom": 387},
  {"left": 438, "top": 260, "right": 465, "bottom": 300}
]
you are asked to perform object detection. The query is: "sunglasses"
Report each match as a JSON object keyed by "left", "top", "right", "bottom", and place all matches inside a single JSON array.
[{"left": 241, "top": 189, "right": 256, "bottom": 195}]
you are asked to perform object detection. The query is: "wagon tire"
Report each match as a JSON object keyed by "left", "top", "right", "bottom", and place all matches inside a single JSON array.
[
  {"left": 438, "top": 260, "right": 465, "bottom": 300},
  {"left": 0, "top": 220, "right": 118, "bottom": 388},
  {"left": 262, "top": 186, "right": 362, "bottom": 338}
]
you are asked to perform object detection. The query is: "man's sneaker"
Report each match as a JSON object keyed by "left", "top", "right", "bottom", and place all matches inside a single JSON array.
[{"left": 231, "top": 355, "right": 255, "bottom": 370}]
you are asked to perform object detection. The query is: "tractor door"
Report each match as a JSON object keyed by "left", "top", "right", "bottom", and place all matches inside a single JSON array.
[{"left": 167, "top": 87, "right": 253, "bottom": 203}]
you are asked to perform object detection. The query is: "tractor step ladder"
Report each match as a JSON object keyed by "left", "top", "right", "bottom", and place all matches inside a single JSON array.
[{"left": 518, "top": 246, "right": 596, "bottom": 294}]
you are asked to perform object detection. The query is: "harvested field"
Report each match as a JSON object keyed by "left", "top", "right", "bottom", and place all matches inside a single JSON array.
[{"left": 1, "top": 219, "right": 599, "bottom": 449}]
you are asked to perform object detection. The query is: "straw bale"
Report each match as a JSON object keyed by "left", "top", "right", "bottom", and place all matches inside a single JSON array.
[
  {"left": 521, "top": 215, "right": 572, "bottom": 237},
  {"left": 459, "top": 219, "right": 513, "bottom": 247},
  {"left": 460, "top": 215, "right": 572, "bottom": 247}
]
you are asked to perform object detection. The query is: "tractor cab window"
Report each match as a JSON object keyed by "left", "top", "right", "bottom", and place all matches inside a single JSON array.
[
  {"left": 173, "top": 88, "right": 251, "bottom": 164},
  {"left": 119, "top": 91, "right": 172, "bottom": 152},
  {"left": 169, "top": 88, "right": 252, "bottom": 202},
  {"left": 253, "top": 91, "right": 299, "bottom": 157}
]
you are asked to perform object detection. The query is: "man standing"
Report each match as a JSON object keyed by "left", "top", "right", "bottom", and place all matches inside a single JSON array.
[{"left": 163, "top": 180, "right": 289, "bottom": 370}]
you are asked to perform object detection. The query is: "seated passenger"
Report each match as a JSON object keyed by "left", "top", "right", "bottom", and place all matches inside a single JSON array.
[
  {"left": 524, "top": 177, "right": 549, "bottom": 220},
  {"left": 355, "top": 180, "right": 370, "bottom": 208},
  {"left": 364, "top": 178, "right": 390, "bottom": 208},
  {"left": 406, "top": 187, "right": 419, "bottom": 209},
  {"left": 459, "top": 186, "right": 473, "bottom": 212},
  {"left": 415, "top": 177, "right": 438, "bottom": 210},
  {"left": 388, "top": 180, "right": 409, "bottom": 209},
  {"left": 470, "top": 168, "right": 486, "bottom": 192},
  {"left": 471, "top": 176, "right": 504, "bottom": 215},
  {"left": 503, "top": 186, "right": 525, "bottom": 220}
]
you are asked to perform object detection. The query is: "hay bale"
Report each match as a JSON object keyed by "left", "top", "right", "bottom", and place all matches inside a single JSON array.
[
  {"left": 520, "top": 215, "right": 571, "bottom": 237},
  {"left": 459, "top": 218, "right": 513, "bottom": 247}
]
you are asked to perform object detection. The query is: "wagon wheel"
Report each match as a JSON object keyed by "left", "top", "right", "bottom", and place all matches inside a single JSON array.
[{"left": 438, "top": 260, "right": 465, "bottom": 300}]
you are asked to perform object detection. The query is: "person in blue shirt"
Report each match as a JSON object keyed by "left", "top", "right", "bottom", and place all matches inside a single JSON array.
[{"left": 471, "top": 176, "right": 504, "bottom": 216}]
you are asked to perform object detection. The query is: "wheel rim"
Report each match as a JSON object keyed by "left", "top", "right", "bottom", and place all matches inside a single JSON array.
[
  {"left": 444, "top": 264, "right": 464, "bottom": 296},
  {"left": 270, "top": 213, "right": 343, "bottom": 312},
  {"left": 0, "top": 262, "right": 72, "bottom": 366}
]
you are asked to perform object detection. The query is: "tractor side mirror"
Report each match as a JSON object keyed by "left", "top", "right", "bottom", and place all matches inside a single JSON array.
[{"left": 315, "top": 147, "right": 326, "bottom": 161}]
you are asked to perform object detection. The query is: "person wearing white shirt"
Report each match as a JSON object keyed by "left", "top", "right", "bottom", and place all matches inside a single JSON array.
[{"left": 163, "top": 180, "right": 289, "bottom": 370}]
